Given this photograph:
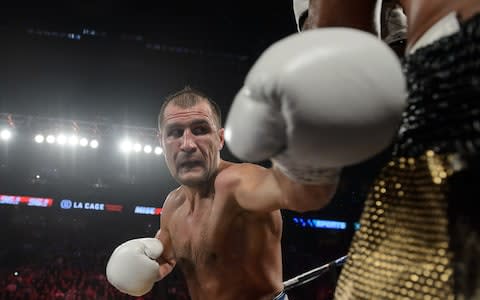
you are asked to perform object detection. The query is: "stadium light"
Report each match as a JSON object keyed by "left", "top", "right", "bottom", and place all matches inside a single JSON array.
[
  {"left": 154, "top": 147, "right": 163, "bottom": 155},
  {"left": 79, "top": 137, "right": 89, "bottom": 147},
  {"left": 68, "top": 135, "right": 79, "bottom": 146},
  {"left": 133, "top": 143, "right": 142, "bottom": 153},
  {"left": 46, "top": 135, "right": 56, "bottom": 144},
  {"left": 57, "top": 134, "right": 67, "bottom": 145},
  {"left": 143, "top": 145, "right": 152, "bottom": 154},
  {"left": 34, "top": 134, "right": 45, "bottom": 143},
  {"left": 89, "top": 139, "right": 99, "bottom": 149},
  {"left": 119, "top": 139, "right": 132, "bottom": 153},
  {"left": 0, "top": 129, "right": 12, "bottom": 141}
]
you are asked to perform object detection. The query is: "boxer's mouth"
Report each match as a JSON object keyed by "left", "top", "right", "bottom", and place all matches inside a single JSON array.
[{"left": 178, "top": 160, "right": 203, "bottom": 170}]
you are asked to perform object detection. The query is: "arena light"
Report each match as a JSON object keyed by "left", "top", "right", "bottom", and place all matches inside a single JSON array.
[
  {"left": 57, "top": 134, "right": 67, "bottom": 145},
  {"left": 0, "top": 129, "right": 12, "bottom": 141},
  {"left": 46, "top": 134, "right": 56, "bottom": 144},
  {"left": 143, "top": 145, "right": 152, "bottom": 154},
  {"left": 89, "top": 139, "right": 99, "bottom": 149},
  {"left": 154, "top": 147, "right": 163, "bottom": 155},
  {"left": 133, "top": 143, "right": 142, "bottom": 153},
  {"left": 34, "top": 134, "right": 45, "bottom": 143},
  {"left": 79, "top": 137, "right": 89, "bottom": 147},
  {"left": 68, "top": 135, "right": 79, "bottom": 146},
  {"left": 119, "top": 139, "right": 132, "bottom": 153}
]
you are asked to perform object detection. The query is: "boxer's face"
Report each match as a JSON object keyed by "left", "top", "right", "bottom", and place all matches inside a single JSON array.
[{"left": 160, "top": 101, "right": 224, "bottom": 186}]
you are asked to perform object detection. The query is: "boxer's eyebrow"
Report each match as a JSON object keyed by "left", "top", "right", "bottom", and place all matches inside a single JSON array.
[
  {"left": 190, "top": 120, "right": 211, "bottom": 127},
  {"left": 164, "top": 119, "right": 211, "bottom": 131}
]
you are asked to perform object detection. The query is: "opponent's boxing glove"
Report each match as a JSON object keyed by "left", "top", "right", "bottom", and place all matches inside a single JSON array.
[
  {"left": 106, "top": 238, "right": 164, "bottom": 296},
  {"left": 225, "top": 28, "right": 406, "bottom": 183}
]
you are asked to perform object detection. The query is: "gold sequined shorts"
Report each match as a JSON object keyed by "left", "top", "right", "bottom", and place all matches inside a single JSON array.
[{"left": 334, "top": 151, "right": 463, "bottom": 300}]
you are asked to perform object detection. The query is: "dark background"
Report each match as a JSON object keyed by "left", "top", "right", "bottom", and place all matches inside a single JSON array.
[
  {"left": 0, "top": 1, "right": 391, "bottom": 299},
  {"left": 0, "top": 0, "right": 300, "bottom": 203},
  {"left": 0, "top": 0, "right": 295, "bottom": 126}
]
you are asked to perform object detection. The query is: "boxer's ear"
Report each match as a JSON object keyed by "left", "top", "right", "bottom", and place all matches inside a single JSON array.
[
  {"left": 158, "top": 132, "right": 164, "bottom": 148},
  {"left": 217, "top": 128, "right": 225, "bottom": 150}
]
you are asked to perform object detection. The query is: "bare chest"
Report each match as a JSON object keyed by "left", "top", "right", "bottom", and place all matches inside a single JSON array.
[{"left": 168, "top": 200, "right": 241, "bottom": 270}]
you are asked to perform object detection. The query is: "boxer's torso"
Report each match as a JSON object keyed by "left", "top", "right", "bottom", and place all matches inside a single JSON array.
[
  {"left": 166, "top": 165, "right": 283, "bottom": 300},
  {"left": 400, "top": 0, "right": 480, "bottom": 50}
]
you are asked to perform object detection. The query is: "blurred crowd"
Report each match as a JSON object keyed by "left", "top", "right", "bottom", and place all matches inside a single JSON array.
[{"left": 0, "top": 206, "right": 350, "bottom": 300}]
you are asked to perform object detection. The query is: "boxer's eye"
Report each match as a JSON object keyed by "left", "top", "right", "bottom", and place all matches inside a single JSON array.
[
  {"left": 192, "top": 126, "right": 209, "bottom": 136},
  {"left": 168, "top": 129, "right": 183, "bottom": 138}
]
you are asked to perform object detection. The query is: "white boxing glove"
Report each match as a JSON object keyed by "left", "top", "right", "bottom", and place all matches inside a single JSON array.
[
  {"left": 106, "top": 238, "right": 164, "bottom": 297},
  {"left": 225, "top": 28, "right": 406, "bottom": 183}
]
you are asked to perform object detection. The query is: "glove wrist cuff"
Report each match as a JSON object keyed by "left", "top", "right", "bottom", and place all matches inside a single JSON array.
[{"left": 272, "top": 154, "right": 341, "bottom": 185}]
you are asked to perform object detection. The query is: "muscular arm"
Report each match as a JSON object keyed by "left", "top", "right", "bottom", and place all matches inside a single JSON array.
[{"left": 220, "top": 164, "right": 337, "bottom": 213}]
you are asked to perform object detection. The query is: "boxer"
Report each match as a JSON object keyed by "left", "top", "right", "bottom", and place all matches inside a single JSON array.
[
  {"left": 106, "top": 88, "right": 339, "bottom": 300},
  {"left": 106, "top": 5, "right": 406, "bottom": 299},
  {"left": 106, "top": 42, "right": 404, "bottom": 298},
  {"left": 290, "top": 0, "right": 480, "bottom": 299}
]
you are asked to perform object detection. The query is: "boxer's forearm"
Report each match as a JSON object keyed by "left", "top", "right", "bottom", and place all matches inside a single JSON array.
[{"left": 229, "top": 164, "right": 334, "bottom": 213}]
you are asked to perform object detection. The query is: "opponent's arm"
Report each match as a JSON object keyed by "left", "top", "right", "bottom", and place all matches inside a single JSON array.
[
  {"left": 294, "top": 0, "right": 378, "bottom": 32},
  {"left": 106, "top": 192, "right": 177, "bottom": 296},
  {"left": 294, "top": 0, "right": 407, "bottom": 56}
]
